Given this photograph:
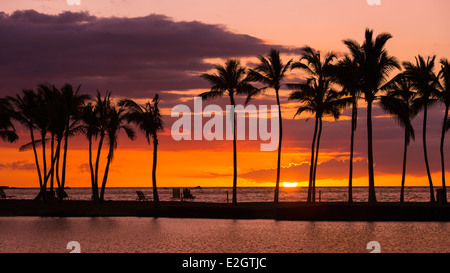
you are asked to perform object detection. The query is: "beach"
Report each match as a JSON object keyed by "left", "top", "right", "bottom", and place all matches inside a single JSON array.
[{"left": 1, "top": 199, "right": 449, "bottom": 221}]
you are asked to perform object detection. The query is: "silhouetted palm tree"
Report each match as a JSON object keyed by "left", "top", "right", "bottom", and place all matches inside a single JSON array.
[
  {"left": 58, "top": 84, "right": 90, "bottom": 198},
  {"left": 289, "top": 46, "right": 351, "bottom": 202},
  {"left": 81, "top": 102, "right": 100, "bottom": 202},
  {"left": 403, "top": 55, "right": 440, "bottom": 202},
  {"left": 0, "top": 98, "right": 19, "bottom": 143},
  {"left": 246, "top": 49, "right": 292, "bottom": 203},
  {"left": 89, "top": 91, "right": 114, "bottom": 201},
  {"left": 380, "top": 73, "right": 418, "bottom": 202},
  {"left": 343, "top": 29, "right": 400, "bottom": 203},
  {"left": 99, "top": 101, "right": 135, "bottom": 201},
  {"left": 200, "top": 58, "right": 257, "bottom": 204},
  {"left": 32, "top": 84, "right": 63, "bottom": 198},
  {"left": 8, "top": 90, "right": 44, "bottom": 191},
  {"left": 15, "top": 85, "right": 63, "bottom": 198},
  {"left": 8, "top": 84, "right": 88, "bottom": 200},
  {"left": 119, "top": 94, "right": 164, "bottom": 203},
  {"left": 332, "top": 56, "right": 362, "bottom": 202},
  {"left": 438, "top": 59, "right": 449, "bottom": 200},
  {"left": 81, "top": 90, "right": 131, "bottom": 202},
  {"left": 41, "top": 85, "right": 64, "bottom": 194}
]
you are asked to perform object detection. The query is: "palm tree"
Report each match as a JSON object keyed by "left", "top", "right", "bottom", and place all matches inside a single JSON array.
[
  {"left": 32, "top": 84, "right": 63, "bottom": 198},
  {"left": 8, "top": 90, "right": 44, "bottom": 192},
  {"left": 9, "top": 84, "right": 89, "bottom": 200},
  {"left": 332, "top": 56, "right": 362, "bottom": 202},
  {"left": 403, "top": 55, "right": 440, "bottom": 202},
  {"left": 85, "top": 91, "right": 113, "bottom": 202},
  {"left": 94, "top": 91, "right": 111, "bottom": 201},
  {"left": 0, "top": 98, "right": 19, "bottom": 143},
  {"left": 99, "top": 101, "right": 135, "bottom": 201},
  {"left": 58, "top": 84, "right": 90, "bottom": 198},
  {"left": 15, "top": 85, "right": 63, "bottom": 198},
  {"left": 343, "top": 29, "right": 400, "bottom": 203},
  {"left": 246, "top": 49, "right": 292, "bottom": 203},
  {"left": 288, "top": 46, "right": 350, "bottom": 202},
  {"left": 39, "top": 85, "right": 63, "bottom": 194},
  {"left": 438, "top": 59, "right": 449, "bottom": 201},
  {"left": 81, "top": 102, "right": 100, "bottom": 202},
  {"left": 380, "top": 73, "right": 418, "bottom": 202},
  {"left": 199, "top": 58, "right": 257, "bottom": 204},
  {"left": 81, "top": 90, "right": 131, "bottom": 202},
  {"left": 119, "top": 94, "right": 164, "bottom": 203}
]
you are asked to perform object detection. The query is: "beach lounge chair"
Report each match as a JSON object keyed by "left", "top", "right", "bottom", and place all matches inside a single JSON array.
[
  {"left": 183, "top": 188, "right": 195, "bottom": 200},
  {"left": 136, "top": 191, "right": 151, "bottom": 201},
  {"left": 172, "top": 188, "right": 181, "bottom": 201},
  {"left": 56, "top": 190, "right": 70, "bottom": 200},
  {"left": 0, "top": 188, "right": 16, "bottom": 199}
]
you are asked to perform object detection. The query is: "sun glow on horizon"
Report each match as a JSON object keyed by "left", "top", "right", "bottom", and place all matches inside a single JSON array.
[{"left": 282, "top": 182, "right": 298, "bottom": 188}]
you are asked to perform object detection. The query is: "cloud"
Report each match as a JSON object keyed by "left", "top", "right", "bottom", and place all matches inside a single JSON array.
[
  {"left": 240, "top": 158, "right": 368, "bottom": 183},
  {"left": 77, "top": 163, "right": 90, "bottom": 173},
  {"left": 0, "top": 10, "right": 295, "bottom": 100},
  {"left": 0, "top": 160, "right": 36, "bottom": 171}
]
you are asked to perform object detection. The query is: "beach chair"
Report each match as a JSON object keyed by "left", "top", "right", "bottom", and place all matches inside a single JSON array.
[
  {"left": 182, "top": 188, "right": 195, "bottom": 200},
  {"left": 56, "top": 189, "right": 70, "bottom": 200},
  {"left": 136, "top": 191, "right": 151, "bottom": 201},
  {"left": 0, "top": 188, "right": 16, "bottom": 199},
  {"left": 172, "top": 188, "right": 181, "bottom": 201}
]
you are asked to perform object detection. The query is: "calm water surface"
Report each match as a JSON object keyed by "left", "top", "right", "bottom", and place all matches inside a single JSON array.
[
  {"left": 3, "top": 186, "right": 446, "bottom": 202},
  {"left": 0, "top": 217, "right": 448, "bottom": 253}
]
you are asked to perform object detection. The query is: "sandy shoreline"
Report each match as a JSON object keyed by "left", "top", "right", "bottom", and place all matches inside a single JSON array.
[{"left": 0, "top": 199, "right": 449, "bottom": 221}]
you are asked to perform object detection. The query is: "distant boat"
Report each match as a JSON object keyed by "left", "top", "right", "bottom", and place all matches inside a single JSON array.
[{"left": 194, "top": 186, "right": 202, "bottom": 189}]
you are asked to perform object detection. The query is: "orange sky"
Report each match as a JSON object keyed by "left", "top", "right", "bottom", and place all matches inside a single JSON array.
[{"left": 1, "top": 0, "right": 449, "bottom": 189}]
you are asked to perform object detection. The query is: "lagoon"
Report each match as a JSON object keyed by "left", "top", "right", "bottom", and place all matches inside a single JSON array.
[{"left": 0, "top": 217, "right": 448, "bottom": 253}]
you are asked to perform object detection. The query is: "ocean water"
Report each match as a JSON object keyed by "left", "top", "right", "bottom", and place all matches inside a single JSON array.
[
  {"left": 2, "top": 186, "right": 446, "bottom": 203},
  {"left": 0, "top": 217, "right": 448, "bottom": 253},
  {"left": 1, "top": 187, "right": 448, "bottom": 253}
]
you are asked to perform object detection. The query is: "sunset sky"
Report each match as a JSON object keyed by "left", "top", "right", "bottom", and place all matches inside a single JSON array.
[{"left": 1, "top": 0, "right": 449, "bottom": 189}]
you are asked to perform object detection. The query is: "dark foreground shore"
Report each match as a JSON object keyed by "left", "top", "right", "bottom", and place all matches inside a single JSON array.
[{"left": 1, "top": 199, "right": 449, "bottom": 221}]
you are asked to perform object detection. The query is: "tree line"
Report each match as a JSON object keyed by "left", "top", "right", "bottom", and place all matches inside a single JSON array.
[
  {"left": 1, "top": 28, "right": 448, "bottom": 204},
  {"left": 200, "top": 29, "right": 449, "bottom": 204},
  {"left": 0, "top": 86, "right": 163, "bottom": 202}
]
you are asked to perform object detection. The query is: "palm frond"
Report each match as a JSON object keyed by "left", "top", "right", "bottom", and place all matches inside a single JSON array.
[
  {"left": 199, "top": 90, "right": 224, "bottom": 100},
  {"left": 19, "top": 138, "right": 50, "bottom": 152},
  {"left": 0, "top": 131, "right": 19, "bottom": 143}
]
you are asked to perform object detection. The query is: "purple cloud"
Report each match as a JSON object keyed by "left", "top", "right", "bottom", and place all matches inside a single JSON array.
[{"left": 0, "top": 10, "right": 294, "bottom": 99}]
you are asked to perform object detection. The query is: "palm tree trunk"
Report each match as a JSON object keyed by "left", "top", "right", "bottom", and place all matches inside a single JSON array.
[
  {"left": 230, "top": 95, "right": 238, "bottom": 204},
  {"left": 88, "top": 134, "right": 98, "bottom": 202},
  {"left": 30, "top": 126, "right": 44, "bottom": 200},
  {"left": 45, "top": 139, "right": 61, "bottom": 191},
  {"left": 367, "top": 100, "right": 377, "bottom": 204},
  {"left": 55, "top": 138, "right": 62, "bottom": 190},
  {"left": 348, "top": 99, "right": 357, "bottom": 203},
  {"left": 94, "top": 132, "right": 105, "bottom": 193},
  {"left": 99, "top": 147, "right": 113, "bottom": 202},
  {"left": 41, "top": 132, "right": 47, "bottom": 190},
  {"left": 60, "top": 122, "right": 70, "bottom": 190},
  {"left": 274, "top": 88, "right": 282, "bottom": 204},
  {"left": 440, "top": 105, "right": 448, "bottom": 200},
  {"left": 50, "top": 133, "right": 55, "bottom": 192},
  {"left": 307, "top": 117, "right": 319, "bottom": 202},
  {"left": 312, "top": 117, "right": 323, "bottom": 202},
  {"left": 422, "top": 105, "right": 435, "bottom": 202},
  {"left": 400, "top": 129, "right": 408, "bottom": 203},
  {"left": 152, "top": 135, "right": 160, "bottom": 203},
  {"left": 55, "top": 139, "right": 62, "bottom": 189}
]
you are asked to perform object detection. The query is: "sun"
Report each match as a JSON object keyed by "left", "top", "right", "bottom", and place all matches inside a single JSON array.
[{"left": 282, "top": 182, "right": 298, "bottom": 188}]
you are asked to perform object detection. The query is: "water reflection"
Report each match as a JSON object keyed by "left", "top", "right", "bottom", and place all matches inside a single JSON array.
[{"left": 0, "top": 217, "right": 448, "bottom": 253}]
